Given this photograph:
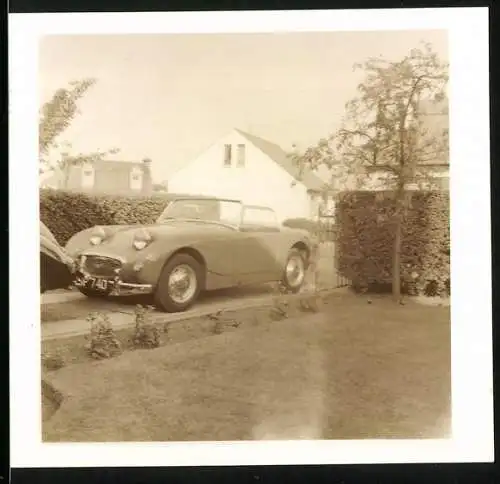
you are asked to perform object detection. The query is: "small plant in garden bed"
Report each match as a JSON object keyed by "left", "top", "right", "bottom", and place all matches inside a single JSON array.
[
  {"left": 85, "top": 312, "right": 122, "bottom": 360},
  {"left": 42, "top": 350, "right": 66, "bottom": 371},
  {"left": 270, "top": 285, "right": 290, "bottom": 321},
  {"left": 207, "top": 310, "right": 242, "bottom": 335},
  {"left": 132, "top": 305, "right": 161, "bottom": 349}
]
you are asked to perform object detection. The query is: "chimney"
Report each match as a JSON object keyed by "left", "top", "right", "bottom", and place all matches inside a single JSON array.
[{"left": 142, "top": 158, "right": 153, "bottom": 195}]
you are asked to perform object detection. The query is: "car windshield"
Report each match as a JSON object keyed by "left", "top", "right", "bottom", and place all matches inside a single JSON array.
[{"left": 157, "top": 198, "right": 243, "bottom": 226}]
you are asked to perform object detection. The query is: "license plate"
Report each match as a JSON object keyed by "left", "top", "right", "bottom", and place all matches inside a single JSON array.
[{"left": 89, "top": 278, "right": 109, "bottom": 291}]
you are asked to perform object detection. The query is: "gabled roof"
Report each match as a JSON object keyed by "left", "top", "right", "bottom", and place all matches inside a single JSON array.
[{"left": 234, "top": 129, "right": 324, "bottom": 192}]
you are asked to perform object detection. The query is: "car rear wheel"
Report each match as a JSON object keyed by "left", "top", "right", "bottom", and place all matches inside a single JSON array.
[
  {"left": 280, "top": 248, "right": 306, "bottom": 293},
  {"left": 154, "top": 253, "right": 203, "bottom": 312}
]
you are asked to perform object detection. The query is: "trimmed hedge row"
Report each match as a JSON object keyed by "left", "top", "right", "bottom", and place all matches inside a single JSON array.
[
  {"left": 335, "top": 190, "right": 450, "bottom": 296},
  {"left": 40, "top": 189, "right": 172, "bottom": 245}
]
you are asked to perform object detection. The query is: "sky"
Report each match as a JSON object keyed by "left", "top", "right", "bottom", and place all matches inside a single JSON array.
[{"left": 39, "top": 30, "right": 448, "bottom": 183}]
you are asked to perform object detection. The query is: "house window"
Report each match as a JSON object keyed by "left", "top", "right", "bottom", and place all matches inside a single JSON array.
[
  {"left": 129, "top": 167, "right": 143, "bottom": 190},
  {"left": 81, "top": 164, "right": 95, "bottom": 189},
  {"left": 237, "top": 144, "right": 245, "bottom": 167},
  {"left": 224, "top": 144, "right": 232, "bottom": 166}
]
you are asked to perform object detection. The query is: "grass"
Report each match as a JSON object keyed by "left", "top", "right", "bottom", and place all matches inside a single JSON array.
[{"left": 42, "top": 293, "right": 451, "bottom": 442}]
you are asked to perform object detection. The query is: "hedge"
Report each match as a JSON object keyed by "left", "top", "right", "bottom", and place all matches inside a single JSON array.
[
  {"left": 40, "top": 189, "right": 174, "bottom": 245},
  {"left": 335, "top": 190, "right": 450, "bottom": 296}
]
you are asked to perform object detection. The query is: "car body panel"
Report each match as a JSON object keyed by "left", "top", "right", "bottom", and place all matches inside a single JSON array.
[
  {"left": 65, "top": 200, "right": 315, "bottom": 293},
  {"left": 40, "top": 222, "right": 75, "bottom": 292}
]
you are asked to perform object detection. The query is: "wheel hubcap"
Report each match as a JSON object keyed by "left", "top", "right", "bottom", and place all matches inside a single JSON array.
[
  {"left": 167, "top": 264, "right": 197, "bottom": 304},
  {"left": 286, "top": 255, "right": 305, "bottom": 287}
]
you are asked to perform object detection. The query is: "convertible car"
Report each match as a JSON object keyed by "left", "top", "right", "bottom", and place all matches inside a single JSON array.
[
  {"left": 64, "top": 198, "right": 316, "bottom": 312},
  {"left": 40, "top": 221, "right": 76, "bottom": 293}
]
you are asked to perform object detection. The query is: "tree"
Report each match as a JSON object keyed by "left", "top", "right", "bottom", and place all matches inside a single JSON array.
[
  {"left": 291, "top": 43, "right": 449, "bottom": 301},
  {"left": 39, "top": 79, "right": 119, "bottom": 186},
  {"left": 39, "top": 79, "right": 96, "bottom": 158}
]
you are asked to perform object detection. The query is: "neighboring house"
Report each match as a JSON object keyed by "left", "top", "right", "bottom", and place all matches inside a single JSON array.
[
  {"left": 344, "top": 97, "right": 450, "bottom": 192},
  {"left": 40, "top": 158, "right": 154, "bottom": 195},
  {"left": 167, "top": 128, "right": 327, "bottom": 222},
  {"left": 39, "top": 168, "right": 65, "bottom": 189}
]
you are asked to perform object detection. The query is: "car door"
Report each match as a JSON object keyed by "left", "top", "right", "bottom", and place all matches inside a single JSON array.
[
  {"left": 232, "top": 207, "right": 287, "bottom": 284},
  {"left": 229, "top": 229, "right": 281, "bottom": 284}
]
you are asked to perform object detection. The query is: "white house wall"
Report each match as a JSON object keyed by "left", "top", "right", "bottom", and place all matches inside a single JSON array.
[{"left": 168, "top": 130, "right": 311, "bottom": 222}]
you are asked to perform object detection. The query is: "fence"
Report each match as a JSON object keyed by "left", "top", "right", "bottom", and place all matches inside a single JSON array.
[{"left": 312, "top": 241, "right": 350, "bottom": 290}]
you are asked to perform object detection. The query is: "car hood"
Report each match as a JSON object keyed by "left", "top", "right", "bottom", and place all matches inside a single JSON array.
[
  {"left": 71, "top": 220, "right": 235, "bottom": 257},
  {"left": 107, "top": 220, "right": 235, "bottom": 238}
]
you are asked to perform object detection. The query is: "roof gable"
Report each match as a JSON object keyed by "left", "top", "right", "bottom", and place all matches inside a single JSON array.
[{"left": 234, "top": 129, "right": 324, "bottom": 192}]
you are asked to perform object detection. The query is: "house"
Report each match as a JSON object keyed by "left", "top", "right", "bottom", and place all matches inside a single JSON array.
[
  {"left": 349, "top": 97, "right": 450, "bottom": 192},
  {"left": 167, "top": 128, "right": 327, "bottom": 222},
  {"left": 40, "top": 158, "right": 154, "bottom": 195},
  {"left": 39, "top": 167, "right": 66, "bottom": 189}
]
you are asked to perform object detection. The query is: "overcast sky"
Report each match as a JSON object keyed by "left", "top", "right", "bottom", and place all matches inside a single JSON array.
[{"left": 39, "top": 30, "right": 448, "bottom": 182}]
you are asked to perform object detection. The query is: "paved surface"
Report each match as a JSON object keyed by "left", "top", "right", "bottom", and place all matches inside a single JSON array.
[
  {"left": 41, "top": 287, "right": 343, "bottom": 341},
  {"left": 42, "top": 290, "right": 84, "bottom": 305},
  {"left": 41, "top": 284, "right": 279, "bottom": 340}
]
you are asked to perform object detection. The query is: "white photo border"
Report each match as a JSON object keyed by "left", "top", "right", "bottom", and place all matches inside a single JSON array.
[{"left": 9, "top": 7, "right": 492, "bottom": 468}]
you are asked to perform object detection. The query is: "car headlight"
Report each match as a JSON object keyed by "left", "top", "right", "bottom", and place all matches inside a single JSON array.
[
  {"left": 90, "top": 235, "right": 103, "bottom": 245},
  {"left": 90, "top": 227, "right": 106, "bottom": 245},
  {"left": 133, "top": 240, "right": 148, "bottom": 250},
  {"left": 133, "top": 228, "right": 152, "bottom": 250}
]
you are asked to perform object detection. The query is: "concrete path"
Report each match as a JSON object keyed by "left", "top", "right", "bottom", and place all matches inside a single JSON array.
[
  {"left": 41, "top": 282, "right": 349, "bottom": 341},
  {"left": 42, "top": 291, "right": 84, "bottom": 305},
  {"left": 41, "top": 292, "right": 280, "bottom": 341}
]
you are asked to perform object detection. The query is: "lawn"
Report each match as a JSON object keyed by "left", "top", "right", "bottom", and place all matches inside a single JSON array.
[{"left": 43, "top": 293, "right": 451, "bottom": 442}]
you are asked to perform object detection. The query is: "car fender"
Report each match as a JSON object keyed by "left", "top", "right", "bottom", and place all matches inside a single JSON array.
[
  {"left": 134, "top": 243, "right": 209, "bottom": 288},
  {"left": 264, "top": 229, "right": 314, "bottom": 265}
]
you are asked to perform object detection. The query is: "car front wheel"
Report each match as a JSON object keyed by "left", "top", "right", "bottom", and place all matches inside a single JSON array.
[
  {"left": 280, "top": 248, "right": 306, "bottom": 293},
  {"left": 154, "top": 253, "right": 203, "bottom": 312}
]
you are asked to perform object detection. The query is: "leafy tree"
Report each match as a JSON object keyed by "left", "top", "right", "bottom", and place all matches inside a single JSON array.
[
  {"left": 291, "top": 43, "right": 449, "bottom": 301},
  {"left": 39, "top": 79, "right": 119, "bottom": 186}
]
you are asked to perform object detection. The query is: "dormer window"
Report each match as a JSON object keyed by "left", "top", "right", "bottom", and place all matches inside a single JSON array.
[{"left": 224, "top": 144, "right": 232, "bottom": 166}]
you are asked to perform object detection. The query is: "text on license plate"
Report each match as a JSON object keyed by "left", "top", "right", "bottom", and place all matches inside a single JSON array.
[{"left": 88, "top": 278, "right": 109, "bottom": 290}]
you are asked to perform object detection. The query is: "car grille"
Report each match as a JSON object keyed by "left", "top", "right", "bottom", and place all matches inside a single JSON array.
[{"left": 81, "top": 255, "right": 122, "bottom": 277}]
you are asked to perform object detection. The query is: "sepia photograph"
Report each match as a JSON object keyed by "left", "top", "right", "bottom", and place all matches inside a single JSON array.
[{"left": 9, "top": 7, "right": 492, "bottom": 468}]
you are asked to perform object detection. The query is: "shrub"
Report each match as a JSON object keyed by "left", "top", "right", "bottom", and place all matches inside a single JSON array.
[
  {"left": 131, "top": 305, "right": 161, "bottom": 349},
  {"left": 40, "top": 189, "right": 172, "bottom": 245},
  {"left": 41, "top": 351, "right": 66, "bottom": 371},
  {"left": 335, "top": 190, "right": 449, "bottom": 296},
  {"left": 40, "top": 189, "right": 115, "bottom": 246},
  {"left": 85, "top": 312, "right": 122, "bottom": 359},
  {"left": 39, "top": 189, "right": 219, "bottom": 245}
]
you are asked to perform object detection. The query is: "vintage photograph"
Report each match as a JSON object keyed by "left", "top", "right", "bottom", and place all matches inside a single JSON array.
[{"left": 37, "top": 29, "right": 454, "bottom": 443}]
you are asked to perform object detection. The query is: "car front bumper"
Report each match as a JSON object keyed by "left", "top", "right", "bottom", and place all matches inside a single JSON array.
[{"left": 74, "top": 271, "right": 154, "bottom": 297}]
